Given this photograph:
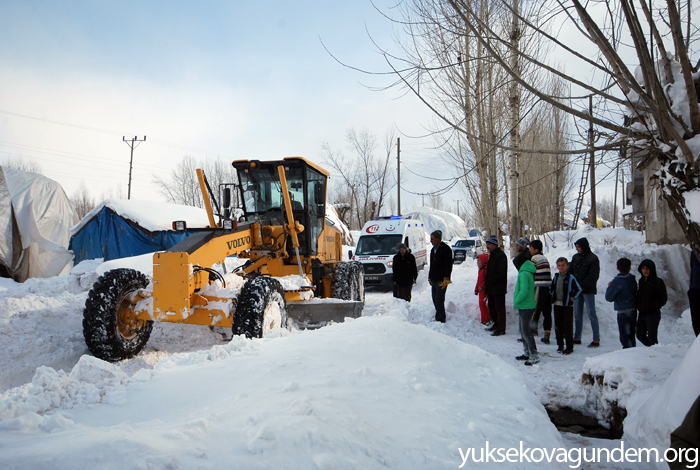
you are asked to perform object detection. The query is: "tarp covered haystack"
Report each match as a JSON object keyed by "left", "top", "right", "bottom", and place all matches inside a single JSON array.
[
  {"left": 0, "top": 166, "right": 78, "bottom": 282},
  {"left": 69, "top": 199, "right": 211, "bottom": 264},
  {"left": 404, "top": 206, "right": 467, "bottom": 241}
]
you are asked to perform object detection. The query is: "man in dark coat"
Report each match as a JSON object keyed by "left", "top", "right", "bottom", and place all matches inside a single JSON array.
[
  {"left": 392, "top": 243, "right": 418, "bottom": 302},
  {"left": 428, "top": 230, "right": 452, "bottom": 323},
  {"left": 635, "top": 259, "right": 667, "bottom": 346},
  {"left": 688, "top": 252, "right": 700, "bottom": 336},
  {"left": 484, "top": 235, "right": 508, "bottom": 336},
  {"left": 569, "top": 237, "right": 601, "bottom": 347}
]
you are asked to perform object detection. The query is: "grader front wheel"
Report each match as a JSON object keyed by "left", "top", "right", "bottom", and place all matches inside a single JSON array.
[
  {"left": 83, "top": 268, "right": 153, "bottom": 362},
  {"left": 233, "top": 276, "right": 288, "bottom": 339},
  {"left": 331, "top": 261, "right": 364, "bottom": 302}
]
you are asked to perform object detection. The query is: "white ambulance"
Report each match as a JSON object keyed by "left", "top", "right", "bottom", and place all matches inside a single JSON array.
[{"left": 353, "top": 216, "right": 428, "bottom": 289}]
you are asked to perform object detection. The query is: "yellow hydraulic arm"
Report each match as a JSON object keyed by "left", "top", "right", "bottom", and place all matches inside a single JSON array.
[{"left": 278, "top": 165, "right": 305, "bottom": 276}]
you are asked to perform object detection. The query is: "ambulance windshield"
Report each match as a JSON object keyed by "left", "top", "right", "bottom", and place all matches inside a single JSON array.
[{"left": 355, "top": 235, "right": 403, "bottom": 255}]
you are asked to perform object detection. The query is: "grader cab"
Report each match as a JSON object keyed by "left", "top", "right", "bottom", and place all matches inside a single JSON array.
[{"left": 82, "top": 157, "right": 364, "bottom": 362}]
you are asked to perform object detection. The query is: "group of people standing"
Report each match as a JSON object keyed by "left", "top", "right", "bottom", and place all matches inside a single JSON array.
[
  {"left": 605, "top": 257, "right": 668, "bottom": 348},
  {"left": 391, "top": 231, "right": 699, "bottom": 365}
]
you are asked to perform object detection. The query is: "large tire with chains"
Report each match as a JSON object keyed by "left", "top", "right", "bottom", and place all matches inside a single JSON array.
[
  {"left": 233, "top": 276, "right": 287, "bottom": 339},
  {"left": 331, "top": 261, "right": 365, "bottom": 302},
  {"left": 83, "top": 268, "right": 153, "bottom": 362}
]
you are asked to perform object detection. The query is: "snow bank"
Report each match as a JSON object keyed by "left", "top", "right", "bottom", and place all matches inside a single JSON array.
[
  {"left": 580, "top": 345, "right": 690, "bottom": 430},
  {"left": 623, "top": 335, "right": 700, "bottom": 470},
  {"left": 0, "top": 315, "right": 566, "bottom": 469}
]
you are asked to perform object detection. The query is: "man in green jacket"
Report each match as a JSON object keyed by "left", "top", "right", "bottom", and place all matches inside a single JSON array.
[{"left": 514, "top": 259, "right": 538, "bottom": 365}]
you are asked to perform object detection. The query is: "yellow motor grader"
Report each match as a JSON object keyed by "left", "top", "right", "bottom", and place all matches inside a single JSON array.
[{"left": 82, "top": 157, "right": 364, "bottom": 362}]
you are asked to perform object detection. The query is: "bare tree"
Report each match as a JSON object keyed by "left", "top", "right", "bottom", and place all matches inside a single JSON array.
[
  {"left": 1, "top": 156, "right": 42, "bottom": 174},
  {"left": 322, "top": 127, "right": 397, "bottom": 229},
  {"left": 100, "top": 185, "right": 126, "bottom": 201},
  {"left": 374, "top": 0, "right": 566, "bottom": 247},
  {"left": 358, "top": 0, "right": 700, "bottom": 256},
  {"left": 70, "top": 181, "right": 96, "bottom": 220},
  {"left": 428, "top": 192, "right": 443, "bottom": 209},
  {"left": 440, "top": 0, "right": 700, "bottom": 256},
  {"left": 153, "top": 155, "right": 237, "bottom": 208}
]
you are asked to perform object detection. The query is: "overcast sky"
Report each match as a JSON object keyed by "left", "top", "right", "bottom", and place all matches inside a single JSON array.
[{"left": 0, "top": 1, "right": 620, "bottom": 218}]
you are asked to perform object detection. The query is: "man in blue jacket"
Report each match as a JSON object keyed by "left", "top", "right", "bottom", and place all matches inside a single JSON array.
[{"left": 605, "top": 258, "right": 638, "bottom": 349}]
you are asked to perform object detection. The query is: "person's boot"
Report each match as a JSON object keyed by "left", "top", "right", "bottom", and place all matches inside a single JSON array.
[{"left": 541, "top": 330, "right": 551, "bottom": 344}]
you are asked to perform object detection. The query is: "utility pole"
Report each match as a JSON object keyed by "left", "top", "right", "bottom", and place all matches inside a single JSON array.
[
  {"left": 588, "top": 96, "right": 597, "bottom": 227},
  {"left": 421, "top": 193, "right": 425, "bottom": 207},
  {"left": 123, "top": 135, "right": 146, "bottom": 200},
  {"left": 397, "top": 137, "right": 401, "bottom": 216},
  {"left": 454, "top": 199, "right": 460, "bottom": 218},
  {"left": 613, "top": 162, "right": 619, "bottom": 228}
]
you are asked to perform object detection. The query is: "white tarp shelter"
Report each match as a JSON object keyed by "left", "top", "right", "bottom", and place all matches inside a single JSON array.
[
  {"left": 0, "top": 166, "right": 77, "bottom": 282},
  {"left": 404, "top": 206, "right": 468, "bottom": 241}
]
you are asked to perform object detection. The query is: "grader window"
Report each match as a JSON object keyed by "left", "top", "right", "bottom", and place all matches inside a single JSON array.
[{"left": 238, "top": 165, "right": 304, "bottom": 216}]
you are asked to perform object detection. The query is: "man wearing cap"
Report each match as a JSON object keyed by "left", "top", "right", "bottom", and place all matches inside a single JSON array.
[
  {"left": 392, "top": 243, "right": 418, "bottom": 302},
  {"left": 513, "top": 237, "right": 532, "bottom": 271},
  {"left": 484, "top": 235, "right": 508, "bottom": 336},
  {"left": 428, "top": 230, "right": 452, "bottom": 323}
]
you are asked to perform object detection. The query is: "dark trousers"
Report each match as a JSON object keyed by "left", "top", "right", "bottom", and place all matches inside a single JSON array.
[
  {"left": 395, "top": 284, "right": 413, "bottom": 302},
  {"left": 688, "top": 289, "right": 700, "bottom": 336},
  {"left": 487, "top": 294, "right": 507, "bottom": 333},
  {"left": 637, "top": 311, "right": 661, "bottom": 346},
  {"left": 553, "top": 305, "right": 574, "bottom": 350},
  {"left": 432, "top": 283, "right": 447, "bottom": 322},
  {"left": 617, "top": 310, "right": 637, "bottom": 349},
  {"left": 533, "top": 287, "right": 552, "bottom": 331}
]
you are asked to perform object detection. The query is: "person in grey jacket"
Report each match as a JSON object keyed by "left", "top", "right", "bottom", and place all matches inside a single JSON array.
[{"left": 605, "top": 258, "right": 638, "bottom": 349}]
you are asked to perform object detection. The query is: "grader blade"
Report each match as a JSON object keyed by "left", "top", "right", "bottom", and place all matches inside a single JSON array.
[{"left": 286, "top": 300, "right": 364, "bottom": 329}]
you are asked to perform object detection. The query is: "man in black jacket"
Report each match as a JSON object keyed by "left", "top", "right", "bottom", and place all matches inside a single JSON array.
[
  {"left": 635, "top": 259, "right": 667, "bottom": 346},
  {"left": 393, "top": 243, "right": 418, "bottom": 302},
  {"left": 428, "top": 230, "right": 452, "bottom": 322},
  {"left": 484, "top": 235, "right": 508, "bottom": 336},
  {"left": 570, "top": 237, "right": 601, "bottom": 347}
]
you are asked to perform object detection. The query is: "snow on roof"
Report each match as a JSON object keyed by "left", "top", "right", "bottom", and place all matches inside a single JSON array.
[
  {"left": 324, "top": 204, "right": 352, "bottom": 245},
  {"left": 404, "top": 207, "right": 467, "bottom": 240},
  {"left": 71, "top": 199, "right": 212, "bottom": 236}
]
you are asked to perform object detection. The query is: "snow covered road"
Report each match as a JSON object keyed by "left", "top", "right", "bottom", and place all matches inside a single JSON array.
[{"left": 1, "top": 227, "right": 698, "bottom": 469}]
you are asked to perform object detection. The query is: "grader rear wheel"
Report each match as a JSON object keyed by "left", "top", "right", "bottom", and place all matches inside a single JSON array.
[
  {"left": 233, "top": 277, "right": 287, "bottom": 339},
  {"left": 83, "top": 268, "right": 153, "bottom": 362}
]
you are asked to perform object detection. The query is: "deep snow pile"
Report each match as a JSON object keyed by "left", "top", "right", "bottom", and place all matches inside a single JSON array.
[
  {"left": 623, "top": 335, "right": 700, "bottom": 470},
  {"left": 0, "top": 315, "right": 566, "bottom": 469}
]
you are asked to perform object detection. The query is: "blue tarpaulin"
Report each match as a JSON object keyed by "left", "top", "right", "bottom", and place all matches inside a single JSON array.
[{"left": 69, "top": 207, "right": 193, "bottom": 264}]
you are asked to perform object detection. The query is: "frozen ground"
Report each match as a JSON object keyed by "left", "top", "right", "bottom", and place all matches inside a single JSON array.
[{"left": 0, "top": 227, "right": 698, "bottom": 469}]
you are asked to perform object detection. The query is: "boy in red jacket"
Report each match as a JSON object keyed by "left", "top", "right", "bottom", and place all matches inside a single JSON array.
[{"left": 474, "top": 253, "right": 491, "bottom": 324}]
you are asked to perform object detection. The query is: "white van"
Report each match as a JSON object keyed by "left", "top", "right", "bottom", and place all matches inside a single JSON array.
[{"left": 353, "top": 216, "right": 428, "bottom": 289}]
